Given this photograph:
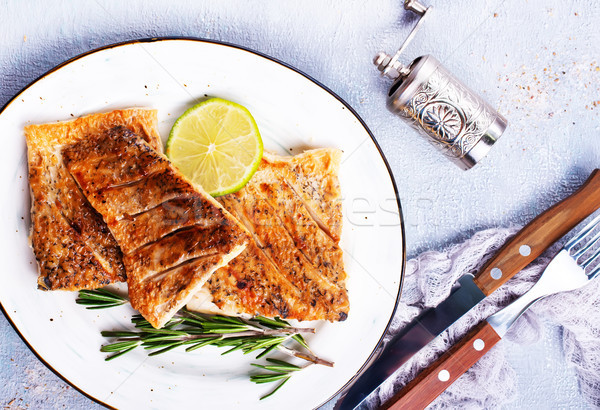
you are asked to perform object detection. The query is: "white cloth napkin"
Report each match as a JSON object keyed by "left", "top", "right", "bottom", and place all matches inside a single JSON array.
[{"left": 365, "top": 227, "right": 600, "bottom": 409}]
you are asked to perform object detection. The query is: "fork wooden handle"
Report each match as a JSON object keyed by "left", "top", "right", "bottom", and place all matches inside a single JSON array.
[
  {"left": 382, "top": 321, "right": 501, "bottom": 410},
  {"left": 474, "top": 169, "right": 600, "bottom": 296}
]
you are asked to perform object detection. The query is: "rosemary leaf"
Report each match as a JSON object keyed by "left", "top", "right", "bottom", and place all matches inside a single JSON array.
[
  {"left": 76, "top": 289, "right": 127, "bottom": 310},
  {"left": 185, "top": 337, "right": 221, "bottom": 352},
  {"left": 141, "top": 335, "right": 185, "bottom": 344},
  {"left": 138, "top": 328, "right": 188, "bottom": 336},
  {"left": 105, "top": 346, "right": 138, "bottom": 361},
  {"left": 242, "top": 336, "right": 287, "bottom": 353},
  {"left": 259, "top": 376, "right": 291, "bottom": 400},
  {"left": 101, "top": 331, "right": 140, "bottom": 338},
  {"left": 292, "top": 334, "right": 310, "bottom": 350},
  {"left": 265, "top": 358, "right": 302, "bottom": 369},
  {"left": 255, "top": 343, "right": 279, "bottom": 359},
  {"left": 101, "top": 340, "right": 140, "bottom": 353},
  {"left": 210, "top": 315, "right": 248, "bottom": 325},
  {"left": 86, "top": 303, "right": 129, "bottom": 310},
  {"left": 249, "top": 373, "right": 289, "bottom": 383},
  {"left": 147, "top": 342, "right": 186, "bottom": 356},
  {"left": 221, "top": 342, "right": 250, "bottom": 355},
  {"left": 253, "top": 316, "right": 287, "bottom": 329},
  {"left": 179, "top": 317, "right": 206, "bottom": 327}
]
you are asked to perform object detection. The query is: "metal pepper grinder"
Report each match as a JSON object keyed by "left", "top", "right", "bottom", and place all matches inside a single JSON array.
[{"left": 375, "top": 0, "right": 508, "bottom": 170}]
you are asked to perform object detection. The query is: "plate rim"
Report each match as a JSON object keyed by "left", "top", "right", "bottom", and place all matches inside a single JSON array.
[{"left": 0, "top": 36, "right": 406, "bottom": 409}]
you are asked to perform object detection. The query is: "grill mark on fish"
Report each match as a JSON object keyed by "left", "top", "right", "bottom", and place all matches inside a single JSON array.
[
  {"left": 87, "top": 169, "right": 195, "bottom": 219},
  {"left": 214, "top": 196, "right": 312, "bottom": 318},
  {"left": 223, "top": 183, "right": 346, "bottom": 315},
  {"left": 128, "top": 247, "right": 246, "bottom": 329},
  {"left": 63, "top": 126, "right": 250, "bottom": 328},
  {"left": 97, "top": 168, "right": 166, "bottom": 190},
  {"left": 25, "top": 109, "right": 164, "bottom": 290},
  {"left": 109, "top": 196, "right": 223, "bottom": 254},
  {"left": 283, "top": 178, "right": 336, "bottom": 242},
  {"left": 123, "top": 224, "right": 234, "bottom": 280},
  {"left": 264, "top": 150, "right": 342, "bottom": 242},
  {"left": 191, "top": 149, "right": 349, "bottom": 322},
  {"left": 241, "top": 185, "right": 342, "bottom": 295},
  {"left": 137, "top": 250, "right": 221, "bottom": 284},
  {"left": 248, "top": 171, "right": 345, "bottom": 285},
  {"left": 222, "top": 201, "right": 304, "bottom": 295},
  {"left": 53, "top": 198, "right": 120, "bottom": 276},
  {"left": 62, "top": 128, "right": 167, "bottom": 191}
]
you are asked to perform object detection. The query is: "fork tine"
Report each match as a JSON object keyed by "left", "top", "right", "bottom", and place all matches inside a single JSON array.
[
  {"left": 580, "top": 245, "right": 600, "bottom": 270},
  {"left": 573, "top": 229, "right": 600, "bottom": 259},
  {"left": 588, "top": 264, "right": 600, "bottom": 279},
  {"left": 565, "top": 213, "right": 600, "bottom": 250}
]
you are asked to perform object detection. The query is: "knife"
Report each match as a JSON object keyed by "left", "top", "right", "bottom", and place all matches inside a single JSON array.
[
  {"left": 383, "top": 212, "right": 600, "bottom": 409},
  {"left": 334, "top": 170, "right": 600, "bottom": 409}
]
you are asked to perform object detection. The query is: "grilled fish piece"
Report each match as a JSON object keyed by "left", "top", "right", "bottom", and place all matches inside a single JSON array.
[
  {"left": 189, "top": 149, "right": 349, "bottom": 322},
  {"left": 25, "top": 109, "right": 163, "bottom": 290},
  {"left": 62, "top": 127, "right": 249, "bottom": 328}
]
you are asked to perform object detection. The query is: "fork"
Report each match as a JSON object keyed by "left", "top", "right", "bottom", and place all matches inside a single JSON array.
[{"left": 382, "top": 214, "right": 600, "bottom": 410}]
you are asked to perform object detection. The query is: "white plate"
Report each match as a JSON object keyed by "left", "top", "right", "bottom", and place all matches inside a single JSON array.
[{"left": 0, "top": 39, "right": 404, "bottom": 409}]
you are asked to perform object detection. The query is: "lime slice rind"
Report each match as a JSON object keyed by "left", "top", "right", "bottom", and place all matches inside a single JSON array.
[{"left": 166, "top": 97, "right": 263, "bottom": 197}]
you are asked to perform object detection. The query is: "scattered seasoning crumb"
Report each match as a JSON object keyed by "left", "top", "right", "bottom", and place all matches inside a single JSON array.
[
  {"left": 23, "top": 35, "right": 27, "bottom": 42},
  {"left": 49, "top": 318, "right": 53, "bottom": 321},
  {"left": 493, "top": 12, "right": 498, "bottom": 17},
  {"left": 144, "top": 85, "right": 147, "bottom": 89}
]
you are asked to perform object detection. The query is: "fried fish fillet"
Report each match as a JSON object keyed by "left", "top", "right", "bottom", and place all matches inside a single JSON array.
[
  {"left": 188, "top": 149, "right": 349, "bottom": 322},
  {"left": 62, "top": 126, "right": 249, "bottom": 328},
  {"left": 25, "top": 109, "right": 163, "bottom": 291}
]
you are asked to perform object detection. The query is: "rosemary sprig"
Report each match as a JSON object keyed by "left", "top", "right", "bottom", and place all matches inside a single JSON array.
[
  {"left": 76, "top": 289, "right": 128, "bottom": 309},
  {"left": 99, "top": 310, "right": 322, "bottom": 362},
  {"left": 77, "top": 288, "right": 333, "bottom": 399}
]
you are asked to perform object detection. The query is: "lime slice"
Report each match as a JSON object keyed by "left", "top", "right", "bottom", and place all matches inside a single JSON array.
[{"left": 166, "top": 97, "right": 263, "bottom": 197}]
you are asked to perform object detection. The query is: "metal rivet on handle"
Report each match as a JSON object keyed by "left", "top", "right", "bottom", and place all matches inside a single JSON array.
[
  {"left": 438, "top": 369, "right": 450, "bottom": 382},
  {"left": 519, "top": 245, "right": 532, "bottom": 256},
  {"left": 473, "top": 339, "right": 485, "bottom": 351},
  {"left": 490, "top": 267, "right": 502, "bottom": 280}
]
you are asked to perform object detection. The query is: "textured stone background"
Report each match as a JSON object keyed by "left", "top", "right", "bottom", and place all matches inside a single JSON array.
[{"left": 1, "top": 0, "right": 598, "bottom": 408}]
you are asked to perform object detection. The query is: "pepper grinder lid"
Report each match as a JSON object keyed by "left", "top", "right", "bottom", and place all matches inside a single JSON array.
[{"left": 374, "top": 0, "right": 508, "bottom": 170}]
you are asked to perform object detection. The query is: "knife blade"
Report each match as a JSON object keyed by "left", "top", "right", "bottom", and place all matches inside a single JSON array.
[{"left": 334, "top": 169, "right": 600, "bottom": 409}]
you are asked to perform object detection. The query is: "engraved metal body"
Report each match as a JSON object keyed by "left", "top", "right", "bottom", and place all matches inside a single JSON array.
[
  {"left": 385, "top": 55, "right": 507, "bottom": 170},
  {"left": 374, "top": 0, "right": 507, "bottom": 170}
]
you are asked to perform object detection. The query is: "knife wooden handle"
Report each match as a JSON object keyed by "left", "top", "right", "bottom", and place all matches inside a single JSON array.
[
  {"left": 382, "top": 321, "right": 501, "bottom": 410},
  {"left": 474, "top": 169, "right": 600, "bottom": 296}
]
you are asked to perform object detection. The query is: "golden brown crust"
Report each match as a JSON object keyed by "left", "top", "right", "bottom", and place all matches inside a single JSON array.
[
  {"left": 194, "top": 148, "right": 349, "bottom": 322},
  {"left": 263, "top": 149, "right": 342, "bottom": 242},
  {"left": 63, "top": 126, "right": 250, "bottom": 328},
  {"left": 26, "top": 109, "right": 163, "bottom": 290}
]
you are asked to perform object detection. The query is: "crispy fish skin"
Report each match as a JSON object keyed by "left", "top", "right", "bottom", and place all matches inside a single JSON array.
[
  {"left": 191, "top": 149, "right": 349, "bottom": 322},
  {"left": 264, "top": 150, "right": 343, "bottom": 242},
  {"left": 63, "top": 127, "right": 249, "bottom": 328},
  {"left": 25, "top": 109, "right": 163, "bottom": 290}
]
